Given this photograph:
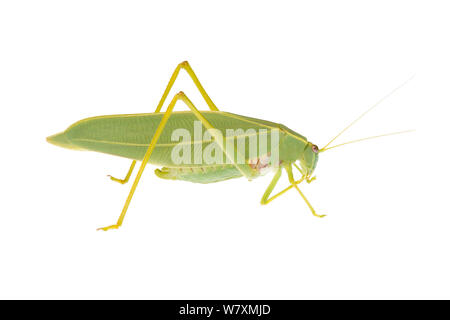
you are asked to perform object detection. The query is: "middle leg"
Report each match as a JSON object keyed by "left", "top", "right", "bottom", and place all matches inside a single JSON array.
[{"left": 260, "top": 168, "right": 305, "bottom": 205}]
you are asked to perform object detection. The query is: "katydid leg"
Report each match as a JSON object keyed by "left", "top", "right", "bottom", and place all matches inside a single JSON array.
[
  {"left": 176, "top": 93, "right": 253, "bottom": 180},
  {"left": 285, "top": 165, "right": 325, "bottom": 218},
  {"left": 155, "top": 61, "right": 219, "bottom": 112},
  {"left": 107, "top": 160, "right": 136, "bottom": 184},
  {"left": 107, "top": 61, "right": 216, "bottom": 185},
  {"left": 293, "top": 162, "right": 316, "bottom": 184},
  {"left": 98, "top": 91, "right": 251, "bottom": 231},
  {"left": 260, "top": 168, "right": 282, "bottom": 204},
  {"left": 261, "top": 168, "right": 305, "bottom": 205},
  {"left": 98, "top": 92, "right": 186, "bottom": 231}
]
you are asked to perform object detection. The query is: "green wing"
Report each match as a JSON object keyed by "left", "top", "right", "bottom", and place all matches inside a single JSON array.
[{"left": 51, "top": 111, "right": 290, "bottom": 167}]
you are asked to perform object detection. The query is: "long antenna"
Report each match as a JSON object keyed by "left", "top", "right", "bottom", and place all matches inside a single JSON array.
[
  {"left": 320, "top": 75, "right": 415, "bottom": 151},
  {"left": 320, "top": 129, "right": 414, "bottom": 152}
]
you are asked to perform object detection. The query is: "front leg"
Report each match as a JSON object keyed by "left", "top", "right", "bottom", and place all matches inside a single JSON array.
[
  {"left": 293, "top": 162, "right": 316, "bottom": 184},
  {"left": 306, "top": 176, "right": 316, "bottom": 184}
]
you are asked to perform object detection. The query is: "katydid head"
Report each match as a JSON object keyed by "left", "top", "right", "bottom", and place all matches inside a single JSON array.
[{"left": 299, "top": 142, "right": 319, "bottom": 177}]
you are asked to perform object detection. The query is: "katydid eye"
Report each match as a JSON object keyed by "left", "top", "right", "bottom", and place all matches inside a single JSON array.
[{"left": 312, "top": 145, "right": 319, "bottom": 153}]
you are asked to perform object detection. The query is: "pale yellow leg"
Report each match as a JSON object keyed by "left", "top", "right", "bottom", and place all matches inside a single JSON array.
[
  {"left": 107, "top": 160, "right": 136, "bottom": 184},
  {"left": 260, "top": 168, "right": 305, "bottom": 205},
  {"left": 286, "top": 165, "right": 326, "bottom": 218},
  {"left": 177, "top": 93, "right": 253, "bottom": 180},
  {"left": 98, "top": 93, "right": 184, "bottom": 231},
  {"left": 105, "top": 63, "right": 204, "bottom": 183},
  {"left": 156, "top": 61, "right": 251, "bottom": 178},
  {"left": 155, "top": 61, "right": 219, "bottom": 112},
  {"left": 260, "top": 168, "right": 282, "bottom": 204},
  {"left": 98, "top": 91, "right": 250, "bottom": 231},
  {"left": 306, "top": 176, "right": 316, "bottom": 184},
  {"left": 293, "top": 163, "right": 303, "bottom": 174},
  {"left": 156, "top": 62, "right": 252, "bottom": 177},
  {"left": 293, "top": 162, "right": 316, "bottom": 184}
]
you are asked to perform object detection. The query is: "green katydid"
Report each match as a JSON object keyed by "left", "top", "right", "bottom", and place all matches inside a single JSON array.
[{"left": 47, "top": 61, "right": 412, "bottom": 231}]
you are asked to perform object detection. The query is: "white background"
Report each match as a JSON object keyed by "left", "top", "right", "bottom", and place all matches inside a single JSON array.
[{"left": 0, "top": 1, "right": 449, "bottom": 299}]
